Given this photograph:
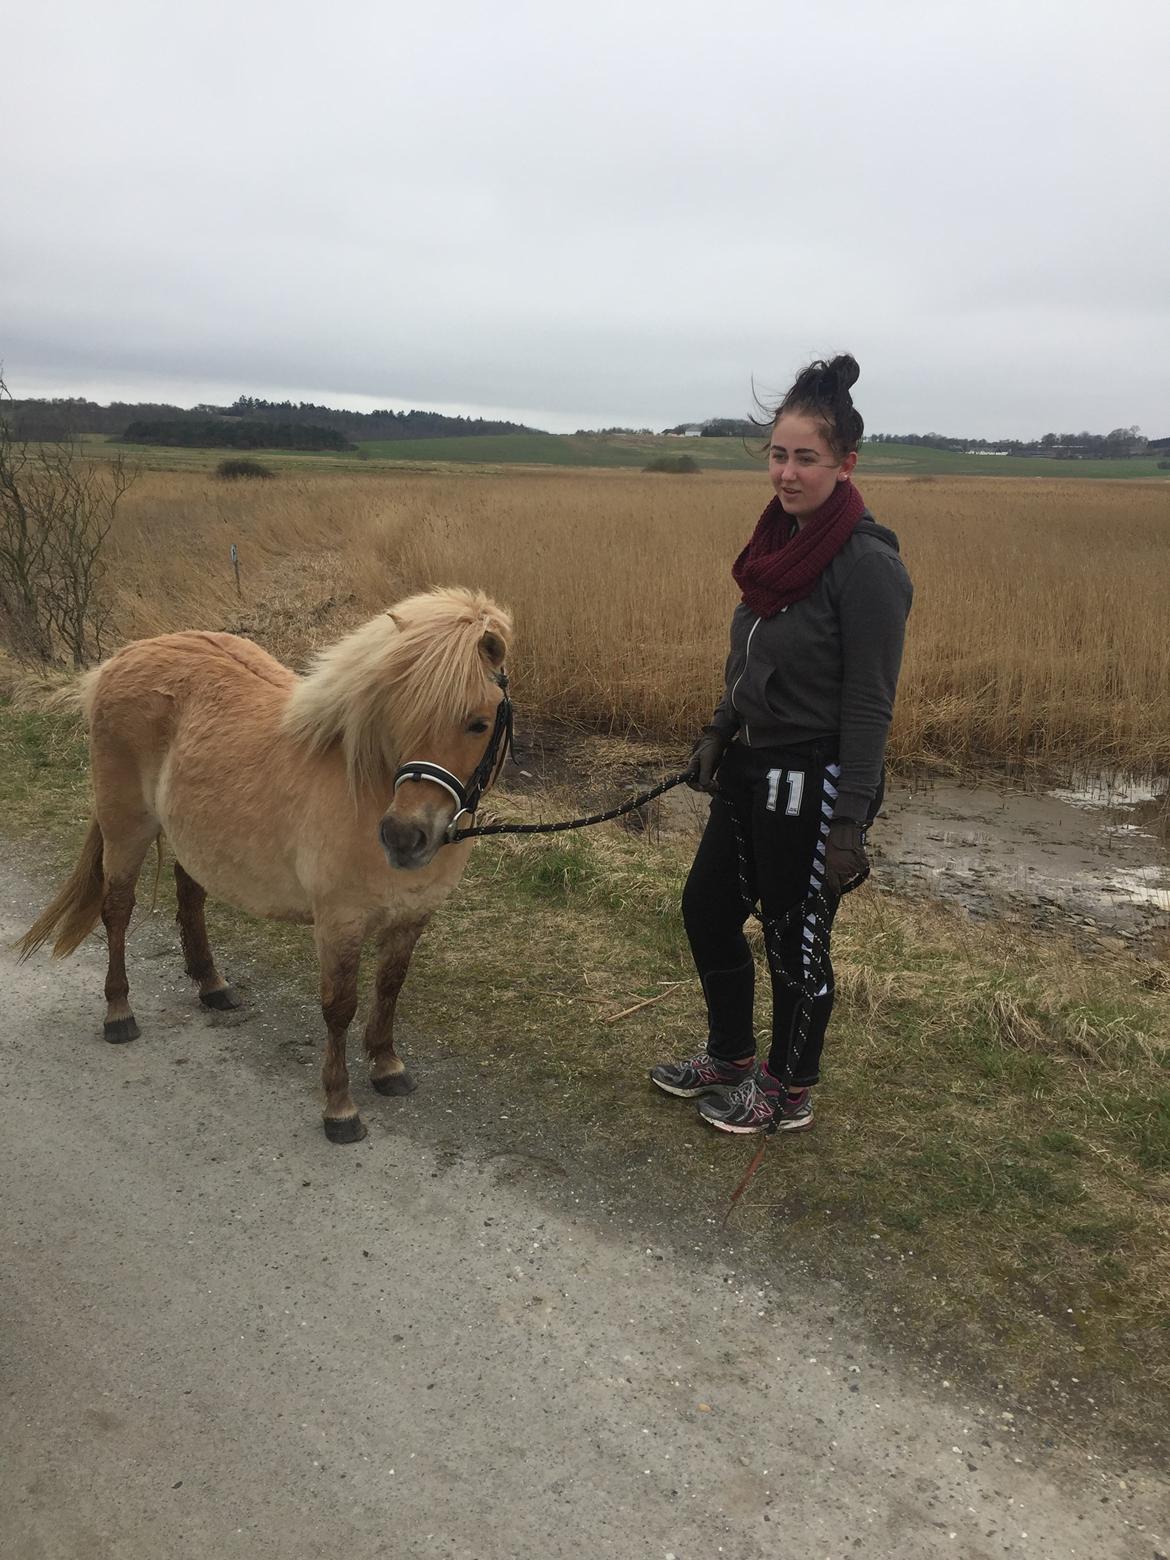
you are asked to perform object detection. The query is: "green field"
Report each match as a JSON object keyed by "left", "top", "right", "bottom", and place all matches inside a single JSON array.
[
  {"left": 359, "top": 433, "right": 1170, "bottom": 478},
  {"left": 862, "top": 445, "right": 1170, "bottom": 480},
  {"left": 83, "top": 431, "right": 1170, "bottom": 480},
  {"left": 358, "top": 431, "right": 765, "bottom": 469}
]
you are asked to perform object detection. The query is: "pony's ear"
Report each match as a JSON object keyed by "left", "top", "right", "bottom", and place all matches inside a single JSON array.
[{"left": 479, "top": 630, "right": 507, "bottom": 668}]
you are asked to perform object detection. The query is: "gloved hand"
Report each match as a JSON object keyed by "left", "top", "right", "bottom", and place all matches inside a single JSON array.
[
  {"left": 686, "top": 724, "right": 732, "bottom": 794},
  {"left": 824, "top": 819, "right": 870, "bottom": 894}
]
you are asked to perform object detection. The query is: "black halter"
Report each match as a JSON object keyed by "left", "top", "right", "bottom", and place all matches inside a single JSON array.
[{"left": 392, "top": 671, "right": 514, "bottom": 842}]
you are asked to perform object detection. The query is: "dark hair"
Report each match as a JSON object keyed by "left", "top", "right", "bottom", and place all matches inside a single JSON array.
[{"left": 760, "top": 354, "right": 863, "bottom": 460}]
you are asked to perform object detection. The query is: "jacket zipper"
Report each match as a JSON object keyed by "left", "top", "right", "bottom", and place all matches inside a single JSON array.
[{"left": 729, "top": 615, "right": 760, "bottom": 747}]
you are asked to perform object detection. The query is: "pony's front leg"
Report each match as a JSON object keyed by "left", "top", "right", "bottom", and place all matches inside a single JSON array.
[
  {"left": 364, "top": 917, "right": 429, "bottom": 1098},
  {"left": 315, "top": 926, "right": 366, "bottom": 1144}
]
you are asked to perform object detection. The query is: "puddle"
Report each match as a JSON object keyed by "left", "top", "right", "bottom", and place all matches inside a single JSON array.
[
  {"left": 1048, "top": 770, "right": 1165, "bottom": 810},
  {"left": 870, "top": 775, "right": 1170, "bottom": 943},
  {"left": 653, "top": 768, "right": 1170, "bottom": 949},
  {"left": 500, "top": 730, "right": 1170, "bottom": 952}
]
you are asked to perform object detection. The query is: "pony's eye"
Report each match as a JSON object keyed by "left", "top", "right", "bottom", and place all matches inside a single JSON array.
[{"left": 468, "top": 719, "right": 490, "bottom": 734}]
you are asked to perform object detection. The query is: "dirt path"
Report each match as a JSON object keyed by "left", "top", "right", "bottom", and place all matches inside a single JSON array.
[{"left": 3, "top": 859, "right": 1168, "bottom": 1560}]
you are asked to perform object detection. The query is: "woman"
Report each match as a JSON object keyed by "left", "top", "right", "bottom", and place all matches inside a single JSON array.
[{"left": 651, "top": 355, "right": 912, "bottom": 1135}]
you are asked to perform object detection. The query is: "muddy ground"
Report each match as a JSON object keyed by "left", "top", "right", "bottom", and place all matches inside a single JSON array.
[{"left": 502, "top": 729, "right": 1170, "bottom": 957}]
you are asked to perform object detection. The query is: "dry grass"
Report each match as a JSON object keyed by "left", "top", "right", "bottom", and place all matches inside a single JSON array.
[{"left": 91, "top": 466, "right": 1170, "bottom": 772}]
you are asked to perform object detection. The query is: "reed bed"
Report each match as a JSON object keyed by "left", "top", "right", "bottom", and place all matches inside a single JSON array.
[{"left": 96, "top": 466, "right": 1170, "bottom": 773}]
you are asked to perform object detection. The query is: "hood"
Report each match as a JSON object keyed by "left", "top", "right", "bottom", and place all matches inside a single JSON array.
[{"left": 855, "top": 511, "right": 902, "bottom": 553}]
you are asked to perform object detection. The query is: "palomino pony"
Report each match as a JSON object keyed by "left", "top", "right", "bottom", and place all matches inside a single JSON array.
[{"left": 19, "top": 586, "right": 513, "bottom": 1143}]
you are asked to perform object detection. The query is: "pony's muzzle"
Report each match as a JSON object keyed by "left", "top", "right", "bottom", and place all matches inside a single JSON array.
[{"left": 379, "top": 813, "right": 439, "bottom": 870}]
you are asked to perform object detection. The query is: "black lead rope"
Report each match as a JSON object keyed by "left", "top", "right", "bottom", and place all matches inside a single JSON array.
[{"left": 446, "top": 768, "right": 694, "bottom": 841}]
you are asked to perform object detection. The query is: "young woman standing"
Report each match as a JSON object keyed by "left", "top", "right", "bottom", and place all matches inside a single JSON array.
[{"left": 651, "top": 355, "right": 913, "bottom": 1135}]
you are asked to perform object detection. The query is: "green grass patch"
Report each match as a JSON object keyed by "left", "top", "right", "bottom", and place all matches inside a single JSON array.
[{"left": 356, "top": 432, "right": 764, "bottom": 469}]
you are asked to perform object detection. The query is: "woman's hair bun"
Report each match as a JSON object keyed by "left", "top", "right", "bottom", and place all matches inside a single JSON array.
[{"left": 826, "top": 353, "right": 860, "bottom": 392}]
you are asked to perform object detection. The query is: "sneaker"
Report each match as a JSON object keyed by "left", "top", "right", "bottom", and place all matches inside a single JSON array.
[
  {"left": 775, "top": 1087, "right": 814, "bottom": 1133},
  {"left": 698, "top": 1070, "right": 815, "bottom": 1135},
  {"left": 650, "top": 1050, "right": 752, "bottom": 1099}
]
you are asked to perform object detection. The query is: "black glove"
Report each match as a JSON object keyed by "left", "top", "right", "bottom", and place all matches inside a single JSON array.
[
  {"left": 824, "top": 819, "right": 870, "bottom": 894},
  {"left": 686, "top": 724, "right": 732, "bottom": 794}
]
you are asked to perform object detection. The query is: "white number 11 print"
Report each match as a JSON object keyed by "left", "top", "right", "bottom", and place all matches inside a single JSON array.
[{"left": 765, "top": 768, "right": 805, "bottom": 816}]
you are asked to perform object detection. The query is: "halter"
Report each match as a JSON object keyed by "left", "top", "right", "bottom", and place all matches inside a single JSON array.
[{"left": 392, "top": 671, "right": 514, "bottom": 843}]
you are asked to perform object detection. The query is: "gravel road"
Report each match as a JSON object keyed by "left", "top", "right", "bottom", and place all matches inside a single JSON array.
[{"left": 2, "top": 859, "right": 1166, "bottom": 1560}]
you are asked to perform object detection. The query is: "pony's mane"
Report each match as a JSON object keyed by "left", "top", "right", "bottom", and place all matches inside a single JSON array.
[{"left": 282, "top": 587, "right": 513, "bottom": 795}]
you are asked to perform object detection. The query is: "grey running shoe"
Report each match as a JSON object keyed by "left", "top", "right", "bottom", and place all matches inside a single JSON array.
[
  {"left": 699, "top": 1070, "right": 814, "bottom": 1135},
  {"left": 650, "top": 1050, "right": 752, "bottom": 1099},
  {"left": 774, "top": 1087, "right": 814, "bottom": 1132}
]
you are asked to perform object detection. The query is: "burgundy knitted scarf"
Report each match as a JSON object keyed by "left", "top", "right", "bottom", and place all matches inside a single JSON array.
[{"left": 731, "top": 479, "right": 866, "bottom": 617}]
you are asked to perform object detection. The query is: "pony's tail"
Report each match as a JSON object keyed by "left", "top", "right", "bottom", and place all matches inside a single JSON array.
[{"left": 17, "top": 819, "right": 106, "bottom": 961}]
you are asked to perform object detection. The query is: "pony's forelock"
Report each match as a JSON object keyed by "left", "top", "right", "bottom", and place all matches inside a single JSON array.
[{"left": 282, "top": 587, "right": 512, "bottom": 795}]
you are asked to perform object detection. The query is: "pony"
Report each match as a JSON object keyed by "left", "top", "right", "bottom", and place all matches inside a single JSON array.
[{"left": 18, "top": 586, "right": 513, "bottom": 1143}]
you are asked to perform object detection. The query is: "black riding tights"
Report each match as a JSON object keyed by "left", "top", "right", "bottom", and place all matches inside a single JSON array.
[{"left": 682, "top": 741, "right": 859, "bottom": 1088}]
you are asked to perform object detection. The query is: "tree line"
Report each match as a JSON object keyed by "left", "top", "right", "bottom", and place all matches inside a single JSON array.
[
  {"left": 121, "top": 419, "right": 354, "bottom": 451},
  {"left": 866, "top": 427, "right": 1152, "bottom": 458},
  {"left": 5, "top": 395, "right": 541, "bottom": 442}
]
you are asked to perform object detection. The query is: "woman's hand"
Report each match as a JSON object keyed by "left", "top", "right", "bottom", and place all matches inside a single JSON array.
[
  {"left": 824, "top": 819, "right": 870, "bottom": 893},
  {"left": 686, "top": 725, "right": 731, "bottom": 793}
]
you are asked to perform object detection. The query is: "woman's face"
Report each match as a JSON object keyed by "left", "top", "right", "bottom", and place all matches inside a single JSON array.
[{"left": 768, "top": 412, "right": 857, "bottom": 520}]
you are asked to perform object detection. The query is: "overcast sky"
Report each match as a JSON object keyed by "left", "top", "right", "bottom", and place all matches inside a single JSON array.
[{"left": 5, "top": 0, "right": 1168, "bottom": 437}]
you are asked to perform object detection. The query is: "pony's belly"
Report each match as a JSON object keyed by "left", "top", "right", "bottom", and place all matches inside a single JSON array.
[
  {"left": 161, "top": 818, "right": 311, "bottom": 921},
  {"left": 155, "top": 753, "right": 312, "bottom": 919}
]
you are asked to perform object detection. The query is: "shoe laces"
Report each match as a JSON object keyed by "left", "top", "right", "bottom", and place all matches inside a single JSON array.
[{"left": 729, "top": 1069, "right": 774, "bottom": 1110}]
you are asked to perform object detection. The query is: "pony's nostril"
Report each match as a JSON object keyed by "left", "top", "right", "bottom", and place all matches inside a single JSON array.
[{"left": 379, "top": 817, "right": 395, "bottom": 853}]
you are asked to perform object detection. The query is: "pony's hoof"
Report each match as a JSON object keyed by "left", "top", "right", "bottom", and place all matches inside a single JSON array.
[
  {"left": 104, "top": 1017, "right": 140, "bottom": 1045},
  {"left": 200, "top": 986, "right": 241, "bottom": 1012},
  {"left": 324, "top": 1114, "right": 368, "bottom": 1144},
  {"left": 371, "top": 1068, "right": 417, "bottom": 1097}
]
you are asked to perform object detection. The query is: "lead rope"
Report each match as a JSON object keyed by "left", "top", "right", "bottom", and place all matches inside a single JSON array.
[{"left": 445, "top": 769, "right": 694, "bottom": 841}]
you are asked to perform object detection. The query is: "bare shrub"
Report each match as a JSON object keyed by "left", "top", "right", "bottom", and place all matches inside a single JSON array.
[{"left": 0, "top": 376, "right": 136, "bottom": 666}]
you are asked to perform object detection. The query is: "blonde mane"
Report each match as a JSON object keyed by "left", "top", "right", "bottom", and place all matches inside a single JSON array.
[{"left": 282, "top": 587, "right": 513, "bottom": 795}]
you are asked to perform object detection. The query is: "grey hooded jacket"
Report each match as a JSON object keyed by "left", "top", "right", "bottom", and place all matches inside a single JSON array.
[{"left": 712, "top": 512, "right": 913, "bottom": 822}]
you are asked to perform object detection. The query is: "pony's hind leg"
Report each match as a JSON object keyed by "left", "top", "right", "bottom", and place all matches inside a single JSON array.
[
  {"left": 316, "top": 924, "right": 366, "bottom": 1143},
  {"left": 174, "top": 861, "right": 240, "bottom": 1011},
  {"left": 363, "top": 918, "right": 429, "bottom": 1098},
  {"left": 99, "top": 820, "right": 160, "bottom": 1044}
]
